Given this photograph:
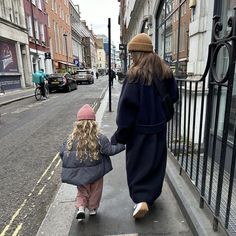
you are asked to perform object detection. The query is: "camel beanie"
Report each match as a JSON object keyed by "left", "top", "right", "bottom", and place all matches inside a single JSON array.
[
  {"left": 77, "top": 104, "right": 96, "bottom": 121},
  {"left": 128, "top": 33, "right": 153, "bottom": 52}
]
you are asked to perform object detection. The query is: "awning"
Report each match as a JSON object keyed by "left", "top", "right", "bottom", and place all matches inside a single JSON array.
[{"left": 58, "top": 61, "right": 77, "bottom": 67}]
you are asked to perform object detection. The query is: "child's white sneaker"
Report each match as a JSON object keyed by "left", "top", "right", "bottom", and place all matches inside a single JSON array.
[
  {"left": 89, "top": 209, "right": 97, "bottom": 216},
  {"left": 133, "top": 202, "right": 149, "bottom": 219},
  {"left": 76, "top": 206, "right": 85, "bottom": 221}
]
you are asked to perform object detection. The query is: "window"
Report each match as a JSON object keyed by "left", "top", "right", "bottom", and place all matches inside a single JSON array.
[
  {"left": 54, "top": 21, "right": 58, "bottom": 52},
  {"left": 34, "top": 20, "right": 39, "bottom": 39},
  {"left": 48, "top": 15, "right": 50, "bottom": 28},
  {"left": 213, "top": 0, "right": 236, "bottom": 142},
  {"left": 52, "top": 0, "right": 54, "bottom": 10},
  {"left": 38, "top": 0, "right": 42, "bottom": 10},
  {"left": 55, "top": 2, "right": 57, "bottom": 13},
  {"left": 156, "top": 0, "right": 190, "bottom": 76},
  {"left": 62, "top": 9, "right": 64, "bottom": 20},
  {"left": 40, "top": 23, "right": 45, "bottom": 42},
  {"left": 26, "top": 15, "right": 33, "bottom": 37}
]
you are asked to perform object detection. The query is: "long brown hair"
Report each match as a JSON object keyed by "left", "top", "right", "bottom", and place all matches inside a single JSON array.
[
  {"left": 127, "top": 52, "right": 172, "bottom": 85},
  {"left": 67, "top": 120, "right": 99, "bottom": 161}
]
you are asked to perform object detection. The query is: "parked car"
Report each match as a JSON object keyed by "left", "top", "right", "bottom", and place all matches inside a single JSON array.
[
  {"left": 73, "top": 69, "right": 94, "bottom": 84},
  {"left": 47, "top": 73, "right": 77, "bottom": 92}
]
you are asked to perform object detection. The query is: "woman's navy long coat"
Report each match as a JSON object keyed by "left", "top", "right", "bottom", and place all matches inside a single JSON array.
[{"left": 112, "top": 76, "right": 179, "bottom": 205}]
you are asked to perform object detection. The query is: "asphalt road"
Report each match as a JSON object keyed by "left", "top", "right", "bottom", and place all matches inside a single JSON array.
[{"left": 0, "top": 77, "right": 108, "bottom": 236}]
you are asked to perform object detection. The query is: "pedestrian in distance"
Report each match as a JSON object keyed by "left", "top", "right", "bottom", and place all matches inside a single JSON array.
[
  {"left": 110, "top": 69, "right": 116, "bottom": 87},
  {"left": 96, "top": 71, "right": 99, "bottom": 79},
  {"left": 59, "top": 104, "right": 125, "bottom": 222},
  {"left": 111, "top": 33, "right": 179, "bottom": 219},
  {"left": 32, "top": 69, "right": 47, "bottom": 100}
]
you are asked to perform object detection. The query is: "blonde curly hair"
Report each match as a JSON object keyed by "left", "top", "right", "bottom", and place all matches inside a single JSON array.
[{"left": 67, "top": 120, "right": 99, "bottom": 161}]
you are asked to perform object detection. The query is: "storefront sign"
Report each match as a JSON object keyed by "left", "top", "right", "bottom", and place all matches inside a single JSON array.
[
  {"left": 0, "top": 41, "right": 18, "bottom": 73},
  {"left": 0, "top": 76, "right": 21, "bottom": 90}
]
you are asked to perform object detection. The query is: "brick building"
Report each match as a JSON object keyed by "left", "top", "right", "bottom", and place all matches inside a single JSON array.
[
  {"left": 45, "top": 0, "right": 74, "bottom": 72},
  {"left": 23, "top": 0, "right": 52, "bottom": 74}
]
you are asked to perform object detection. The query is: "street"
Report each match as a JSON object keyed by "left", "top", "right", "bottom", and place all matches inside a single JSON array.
[{"left": 0, "top": 77, "right": 108, "bottom": 236}]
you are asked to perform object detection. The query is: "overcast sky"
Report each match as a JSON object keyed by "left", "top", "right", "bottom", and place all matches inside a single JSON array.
[{"left": 72, "top": 0, "right": 120, "bottom": 48}]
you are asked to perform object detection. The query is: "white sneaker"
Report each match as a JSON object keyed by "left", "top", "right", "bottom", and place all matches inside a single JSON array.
[
  {"left": 133, "top": 202, "right": 149, "bottom": 219},
  {"left": 76, "top": 206, "right": 85, "bottom": 221},
  {"left": 89, "top": 209, "right": 97, "bottom": 216}
]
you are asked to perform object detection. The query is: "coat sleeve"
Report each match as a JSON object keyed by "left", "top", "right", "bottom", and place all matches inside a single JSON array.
[
  {"left": 59, "top": 138, "right": 67, "bottom": 159},
  {"left": 100, "top": 134, "right": 125, "bottom": 156},
  {"left": 111, "top": 80, "right": 140, "bottom": 144},
  {"left": 164, "top": 74, "right": 179, "bottom": 104}
]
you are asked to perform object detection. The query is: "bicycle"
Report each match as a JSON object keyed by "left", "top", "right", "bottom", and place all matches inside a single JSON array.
[{"left": 35, "top": 83, "right": 49, "bottom": 101}]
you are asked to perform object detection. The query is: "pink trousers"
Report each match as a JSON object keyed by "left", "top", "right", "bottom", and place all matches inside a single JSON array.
[{"left": 76, "top": 178, "right": 103, "bottom": 210}]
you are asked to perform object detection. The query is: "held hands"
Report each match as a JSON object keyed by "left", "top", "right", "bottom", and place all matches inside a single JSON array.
[{"left": 110, "top": 134, "right": 118, "bottom": 145}]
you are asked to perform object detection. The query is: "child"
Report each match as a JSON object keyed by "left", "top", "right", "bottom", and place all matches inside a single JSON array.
[{"left": 59, "top": 104, "right": 125, "bottom": 222}]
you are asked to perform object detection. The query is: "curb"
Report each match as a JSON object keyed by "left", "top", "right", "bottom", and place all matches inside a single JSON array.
[
  {"left": 165, "top": 151, "right": 227, "bottom": 236},
  {"left": 0, "top": 94, "right": 34, "bottom": 107}
]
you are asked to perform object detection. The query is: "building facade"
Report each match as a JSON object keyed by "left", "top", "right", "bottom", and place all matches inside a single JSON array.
[
  {"left": 23, "top": 0, "right": 52, "bottom": 74},
  {"left": 0, "top": 0, "right": 31, "bottom": 90},
  {"left": 119, "top": 0, "right": 236, "bottom": 234},
  {"left": 69, "top": 1, "right": 84, "bottom": 69},
  {"left": 96, "top": 37, "right": 106, "bottom": 74},
  {"left": 45, "top": 0, "right": 74, "bottom": 73}
]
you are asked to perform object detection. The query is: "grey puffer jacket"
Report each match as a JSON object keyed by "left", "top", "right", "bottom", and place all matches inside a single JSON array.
[{"left": 59, "top": 133, "right": 125, "bottom": 186}]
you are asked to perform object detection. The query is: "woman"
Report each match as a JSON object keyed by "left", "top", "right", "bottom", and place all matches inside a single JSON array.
[{"left": 111, "top": 33, "right": 179, "bottom": 219}]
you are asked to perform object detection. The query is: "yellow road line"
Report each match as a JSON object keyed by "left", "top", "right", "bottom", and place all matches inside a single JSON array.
[
  {"left": 38, "top": 185, "right": 46, "bottom": 196},
  {"left": 36, "top": 153, "right": 59, "bottom": 184},
  {"left": 55, "top": 159, "right": 61, "bottom": 168},
  {"left": 12, "top": 223, "right": 22, "bottom": 236},
  {"left": 0, "top": 153, "right": 60, "bottom": 236}
]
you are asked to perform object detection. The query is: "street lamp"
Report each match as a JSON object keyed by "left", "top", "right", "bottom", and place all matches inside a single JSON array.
[{"left": 63, "top": 33, "right": 68, "bottom": 71}]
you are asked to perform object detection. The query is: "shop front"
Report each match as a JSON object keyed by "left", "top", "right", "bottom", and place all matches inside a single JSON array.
[{"left": 0, "top": 39, "right": 21, "bottom": 90}]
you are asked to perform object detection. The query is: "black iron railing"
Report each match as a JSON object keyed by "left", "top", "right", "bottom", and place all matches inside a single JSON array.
[{"left": 167, "top": 7, "right": 236, "bottom": 235}]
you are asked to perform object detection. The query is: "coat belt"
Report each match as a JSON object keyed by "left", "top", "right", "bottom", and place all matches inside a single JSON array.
[{"left": 135, "top": 121, "right": 166, "bottom": 134}]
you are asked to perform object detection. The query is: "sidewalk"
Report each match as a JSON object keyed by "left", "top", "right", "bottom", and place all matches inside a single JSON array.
[
  {"left": 1, "top": 81, "right": 226, "bottom": 236},
  {"left": 0, "top": 87, "right": 35, "bottom": 107},
  {"left": 36, "top": 81, "right": 193, "bottom": 236}
]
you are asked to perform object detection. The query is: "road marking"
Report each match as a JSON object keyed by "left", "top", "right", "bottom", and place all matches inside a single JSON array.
[
  {"left": 0, "top": 153, "right": 60, "bottom": 236},
  {"left": 36, "top": 153, "right": 59, "bottom": 184},
  {"left": 1, "top": 112, "right": 7, "bottom": 116},
  {"left": 11, "top": 107, "right": 29, "bottom": 114},
  {"left": 12, "top": 223, "right": 22, "bottom": 236},
  {"left": 38, "top": 185, "right": 46, "bottom": 195},
  {"left": 55, "top": 159, "right": 61, "bottom": 168}
]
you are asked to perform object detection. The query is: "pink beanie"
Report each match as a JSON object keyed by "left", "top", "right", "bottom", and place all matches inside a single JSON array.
[{"left": 77, "top": 104, "right": 96, "bottom": 121}]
